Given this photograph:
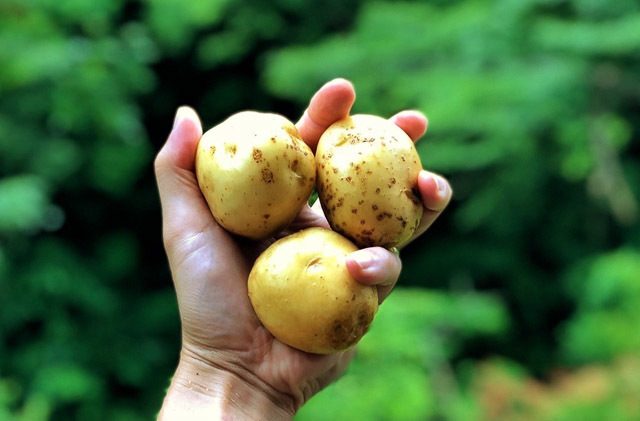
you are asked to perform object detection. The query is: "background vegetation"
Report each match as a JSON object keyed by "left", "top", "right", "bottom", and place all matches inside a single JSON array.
[{"left": 1, "top": 0, "right": 639, "bottom": 419}]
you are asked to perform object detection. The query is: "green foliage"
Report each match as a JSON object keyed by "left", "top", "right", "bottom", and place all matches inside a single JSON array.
[
  {"left": 561, "top": 249, "right": 640, "bottom": 363},
  {"left": 1, "top": 0, "right": 639, "bottom": 419},
  {"left": 297, "top": 289, "right": 506, "bottom": 420}
]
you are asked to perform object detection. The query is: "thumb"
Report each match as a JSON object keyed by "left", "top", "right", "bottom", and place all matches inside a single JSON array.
[
  {"left": 346, "top": 247, "right": 402, "bottom": 305},
  {"left": 154, "top": 107, "right": 213, "bottom": 247}
]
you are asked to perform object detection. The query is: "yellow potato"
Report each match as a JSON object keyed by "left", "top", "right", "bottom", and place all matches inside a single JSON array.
[
  {"left": 248, "top": 227, "right": 378, "bottom": 354},
  {"left": 316, "top": 114, "right": 423, "bottom": 248},
  {"left": 196, "top": 111, "right": 315, "bottom": 240}
]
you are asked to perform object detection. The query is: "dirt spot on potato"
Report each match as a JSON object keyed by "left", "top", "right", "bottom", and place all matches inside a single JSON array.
[
  {"left": 261, "top": 168, "right": 274, "bottom": 183},
  {"left": 253, "top": 148, "right": 263, "bottom": 163},
  {"left": 404, "top": 188, "right": 421, "bottom": 205},
  {"left": 328, "top": 308, "right": 374, "bottom": 349}
]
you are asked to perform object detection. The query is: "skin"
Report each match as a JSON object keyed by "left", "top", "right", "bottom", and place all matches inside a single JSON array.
[
  {"left": 315, "top": 114, "right": 424, "bottom": 248},
  {"left": 155, "top": 78, "right": 453, "bottom": 420}
]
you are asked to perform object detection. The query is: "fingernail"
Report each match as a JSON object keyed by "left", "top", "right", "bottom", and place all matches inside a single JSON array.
[
  {"left": 433, "top": 175, "right": 448, "bottom": 197},
  {"left": 351, "top": 250, "right": 377, "bottom": 270},
  {"left": 173, "top": 106, "right": 189, "bottom": 130}
]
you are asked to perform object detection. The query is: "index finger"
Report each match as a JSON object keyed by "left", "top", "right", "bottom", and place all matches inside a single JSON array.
[{"left": 296, "top": 78, "right": 356, "bottom": 151}]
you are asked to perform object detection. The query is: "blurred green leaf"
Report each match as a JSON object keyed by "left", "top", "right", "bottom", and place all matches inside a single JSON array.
[
  {"left": 0, "top": 175, "right": 50, "bottom": 232},
  {"left": 33, "top": 365, "right": 102, "bottom": 403}
]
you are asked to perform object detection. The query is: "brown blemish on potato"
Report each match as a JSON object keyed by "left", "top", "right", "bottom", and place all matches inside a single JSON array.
[
  {"left": 329, "top": 321, "right": 349, "bottom": 347},
  {"left": 328, "top": 308, "right": 374, "bottom": 349},
  {"left": 377, "top": 212, "right": 392, "bottom": 221},
  {"left": 360, "top": 220, "right": 365, "bottom": 225},
  {"left": 332, "top": 168, "right": 338, "bottom": 174},
  {"left": 351, "top": 208, "right": 357, "bottom": 214},
  {"left": 372, "top": 204, "right": 378, "bottom": 211},
  {"left": 225, "top": 144, "right": 237, "bottom": 156},
  {"left": 390, "top": 178, "right": 396, "bottom": 184},
  {"left": 375, "top": 188, "right": 381, "bottom": 194},
  {"left": 261, "top": 168, "right": 274, "bottom": 183},
  {"left": 337, "top": 198, "right": 344, "bottom": 207},
  {"left": 253, "top": 148, "right": 263, "bottom": 163},
  {"left": 264, "top": 214, "right": 270, "bottom": 219},
  {"left": 403, "top": 189, "right": 416, "bottom": 202},
  {"left": 210, "top": 145, "right": 216, "bottom": 156}
]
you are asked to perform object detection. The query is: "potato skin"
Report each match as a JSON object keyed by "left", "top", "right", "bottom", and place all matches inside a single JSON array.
[
  {"left": 316, "top": 114, "right": 423, "bottom": 248},
  {"left": 195, "top": 111, "right": 315, "bottom": 240},
  {"left": 248, "top": 227, "right": 378, "bottom": 354}
]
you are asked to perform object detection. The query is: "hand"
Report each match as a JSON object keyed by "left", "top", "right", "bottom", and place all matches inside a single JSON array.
[{"left": 154, "top": 79, "right": 452, "bottom": 420}]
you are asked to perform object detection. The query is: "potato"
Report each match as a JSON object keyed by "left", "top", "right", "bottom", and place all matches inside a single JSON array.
[
  {"left": 196, "top": 111, "right": 315, "bottom": 240},
  {"left": 248, "top": 227, "right": 378, "bottom": 354},
  {"left": 316, "top": 114, "right": 423, "bottom": 248}
]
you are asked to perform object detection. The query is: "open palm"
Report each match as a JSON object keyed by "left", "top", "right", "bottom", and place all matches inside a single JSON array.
[{"left": 155, "top": 79, "right": 452, "bottom": 416}]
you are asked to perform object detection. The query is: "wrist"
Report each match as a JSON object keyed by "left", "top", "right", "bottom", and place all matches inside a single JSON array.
[{"left": 159, "top": 348, "right": 296, "bottom": 421}]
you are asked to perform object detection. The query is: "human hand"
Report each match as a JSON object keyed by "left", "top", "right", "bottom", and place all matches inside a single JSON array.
[{"left": 155, "top": 79, "right": 452, "bottom": 420}]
